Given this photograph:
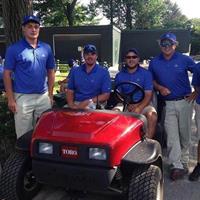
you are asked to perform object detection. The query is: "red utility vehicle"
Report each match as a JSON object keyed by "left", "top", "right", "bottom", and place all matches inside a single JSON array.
[{"left": 0, "top": 82, "right": 163, "bottom": 200}]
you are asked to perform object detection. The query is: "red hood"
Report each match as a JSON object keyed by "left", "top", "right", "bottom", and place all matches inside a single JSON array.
[
  {"left": 32, "top": 109, "right": 145, "bottom": 165},
  {"left": 33, "top": 109, "right": 143, "bottom": 143}
]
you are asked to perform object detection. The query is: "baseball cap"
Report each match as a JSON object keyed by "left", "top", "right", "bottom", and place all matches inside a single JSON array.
[
  {"left": 22, "top": 15, "right": 40, "bottom": 26},
  {"left": 126, "top": 48, "right": 140, "bottom": 57},
  {"left": 68, "top": 59, "right": 75, "bottom": 66},
  {"left": 83, "top": 44, "right": 97, "bottom": 54},
  {"left": 159, "top": 32, "right": 177, "bottom": 44}
]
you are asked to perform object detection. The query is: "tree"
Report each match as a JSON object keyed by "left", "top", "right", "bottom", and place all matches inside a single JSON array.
[
  {"left": 190, "top": 18, "right": 200, "bottom": 55},
  {"left": 33, "top": 0, "right": 99, "bottom": 26},
  {"left": 162, "top": 0, "right": 189, "bottom": 29},
  {"left": 134, "top": 0, "right": 165, "bottom": 29},
  {"left": 90, "top": 0, "right": 166, "bottom": 30},
  {"left": 2, "top": 0, "right": 33, "bottom": 46}
]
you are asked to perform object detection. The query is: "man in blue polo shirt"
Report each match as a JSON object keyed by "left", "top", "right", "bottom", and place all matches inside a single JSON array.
[
  {"left": 149, "top": 32, "right": 196, "bottom": 180},
  {"left": 115, "top": 48, "right": 157, "bottom": 139},
  {"left": 66, "top": 44, "right": 111, "bottom": 109},
  {"left": 3, "top": 15, "right": 55, "bottom": 138},
  {"left": 189, "top": 63, "right": 200, "bottom": 181}
]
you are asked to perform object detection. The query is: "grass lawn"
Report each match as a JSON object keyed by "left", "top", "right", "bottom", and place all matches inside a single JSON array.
[{"left": 54, "top": 71, "right": 68, "bottom": 94}]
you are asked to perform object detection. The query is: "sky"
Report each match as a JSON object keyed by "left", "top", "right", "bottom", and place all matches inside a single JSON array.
[
  {"left": 171, "top": 0, "right": 200, "bottom": 19},
  {"left": 80, "top": 0, "right": 200, "bottom": 24}
]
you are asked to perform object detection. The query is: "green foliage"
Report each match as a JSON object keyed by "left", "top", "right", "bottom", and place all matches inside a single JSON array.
[
  {"left": 89, "top": 0, "right": 189, "bottom": 30},
  {"left": 0, "top": 94, "right": 16, "bottom": 164},
  {"left": 190, "top": 18, "right": 200, "bottom": 55},
  {"left": 162, "top": 0, "right": 189, "bottom": 29},
  {"left": 58, "top": 63, "right": 69, "bottom": 73},
  {"left": 134, "top": 0, "right": 165, "bottom": 29},
  {"left": 0, "top": 95, "right": 15, "bottom": 137},
  {"left": 33, "top": 0, "right": 100, "bottom": 26}
]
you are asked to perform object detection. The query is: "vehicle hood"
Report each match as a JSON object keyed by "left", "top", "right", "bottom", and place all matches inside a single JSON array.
[
  {"left": 33, "top": 109, "right": 144, "bottom": 144},
  {"left": 32, "top": 108, "right": 146, "bottom": 166}
]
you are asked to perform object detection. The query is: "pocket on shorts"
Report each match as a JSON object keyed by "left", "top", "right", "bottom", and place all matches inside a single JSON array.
[{"left": 14, "top": 93, "right": 24, "bottom": 101}]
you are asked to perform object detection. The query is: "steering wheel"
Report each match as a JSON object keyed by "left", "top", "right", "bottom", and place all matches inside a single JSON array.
[{"left": 114, "top": 81, "right": 145, "bottom": 111}]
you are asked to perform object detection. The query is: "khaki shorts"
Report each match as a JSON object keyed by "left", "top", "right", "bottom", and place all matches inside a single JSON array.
[
  {"left": 113, "top": 103, "right": 157, "bottom": 114},
  {"left": 14, "top": 92, "right": 51, "bottom": 138}
]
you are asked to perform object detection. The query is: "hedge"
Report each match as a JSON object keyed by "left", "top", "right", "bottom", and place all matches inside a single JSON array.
[{"left": 0, "top": 94, "right": 16, "bottom": 165}]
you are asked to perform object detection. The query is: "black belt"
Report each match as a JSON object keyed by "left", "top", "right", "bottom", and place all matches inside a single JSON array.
[{"left": 165, "top": 97, "right": 185, "bottom": 101}]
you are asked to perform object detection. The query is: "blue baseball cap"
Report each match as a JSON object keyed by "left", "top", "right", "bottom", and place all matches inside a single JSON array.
[
  {"left": 126, "top": 48, "right": 140, "bottom": 57},
  {"left": 159, "top": 32, "right": 177, "bottom": 44},
  {"left": 68, "top": 59, "right": 75, "bottom": 66},
  {"left": 83, "top": 44, "right": 97, "bottom": 54},
  {"left": 22, "top": 15, "right": 40, "bottom": 26}
]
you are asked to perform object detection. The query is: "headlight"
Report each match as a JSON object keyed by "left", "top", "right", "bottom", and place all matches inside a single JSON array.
[
  {"left": 39, "top": 142, "right": 53, "bottom": 154},
  {"left": 89, "top": 148, "right": 107, "bottom": 160}
]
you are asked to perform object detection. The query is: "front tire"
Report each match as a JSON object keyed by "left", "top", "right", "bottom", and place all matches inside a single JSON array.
[
  {"left": 128, "top": 165, "right": 163, "bottom": 200},
  {"left": 0, "top": 152, "right": 41, "bottom": 200}
]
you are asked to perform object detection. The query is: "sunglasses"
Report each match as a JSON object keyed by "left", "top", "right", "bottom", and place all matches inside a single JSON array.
[
  {"left": 160, "top": 41, "right": 174, "bottom": 47},
  {"left": 126, "top": 55, "right": 138, "bottom": 59}
]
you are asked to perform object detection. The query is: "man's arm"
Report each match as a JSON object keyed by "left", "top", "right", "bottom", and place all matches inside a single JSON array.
[
  {"left": 47, "top": 69, "right": 55, "bottom": 105},
  {"left": 153, "top": 80, "right": 171, "bottom": 96},
  {"left": 128, "top": 91, "right": 152, "bottom": 114},
  {"left": 92, "top": 93, "right": 110, "bottom": 103},
  {"left": 3, "top": 69, "right": 16, "bottom": 113},
  {"left": 66, "top": 89, "right": 78, "bottom": 109}
]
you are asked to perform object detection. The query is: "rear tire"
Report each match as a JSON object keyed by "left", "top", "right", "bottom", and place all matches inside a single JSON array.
[
  {"left": 0, "top": 152, "right": 41, "bottom": 200},
  {"left": 128, "top": 165, "right": 163, "bottom": 200}
]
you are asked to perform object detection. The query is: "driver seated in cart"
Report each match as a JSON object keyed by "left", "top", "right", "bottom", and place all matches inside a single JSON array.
[{"left": 114, "top": 48, "right": 157, "bottom": 138}]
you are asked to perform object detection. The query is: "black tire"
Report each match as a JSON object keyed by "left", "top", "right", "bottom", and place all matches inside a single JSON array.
[
  {"left": 128, "top": 165, "right": 163, "bottom": 200},
  {"left": 0, "top": 152, "right": 41, "bottom": 200}
]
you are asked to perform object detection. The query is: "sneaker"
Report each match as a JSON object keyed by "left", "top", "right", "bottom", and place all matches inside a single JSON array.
[
  {"left": 189, "top": 164, "right": 200, "bottom": 181},
  {"left": 170, "top": 168, "right": 188, "bottom": 181}
]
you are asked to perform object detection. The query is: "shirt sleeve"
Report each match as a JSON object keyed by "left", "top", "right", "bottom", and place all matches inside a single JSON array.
[
  {"left": 4, "top": 46, "right": 15, "bottom": 70},
  {"left": 192, "top": 64, "right": 200, "bottom": 87},
  {"left": 186, "top": 56, "right": 196, "bottom": 72},
  {"left": 67, "top": 67, "right": 75, "bottom": 90},
  {"left": 144, "top": 70, "right": 153, "bottom": 91},
  {"left": 101, "top": 69, "right": 111, "bottom": 93},
  {"left": 148, "top": 60, "right": 155, "bottom": 80}
]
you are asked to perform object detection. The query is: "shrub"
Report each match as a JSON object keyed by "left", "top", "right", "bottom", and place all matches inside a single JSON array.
[{"left": 0, "top": 94, "right": 16, "bottom": 165}]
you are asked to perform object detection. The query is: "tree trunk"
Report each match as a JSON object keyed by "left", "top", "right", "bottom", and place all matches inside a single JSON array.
[
  {"left": 125, "top": 4, "right": 132, "bottom": 30},
  {"left": 2, "top": 0, "right": 33, "bottom": 46},
  {"left": 60, "top": 0, "right": 77, "bottom": 26}
]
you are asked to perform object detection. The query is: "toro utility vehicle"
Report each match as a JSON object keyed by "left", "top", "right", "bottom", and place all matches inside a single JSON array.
[{"left": 0, "top": 82, "right": 163, "bottom": 200}]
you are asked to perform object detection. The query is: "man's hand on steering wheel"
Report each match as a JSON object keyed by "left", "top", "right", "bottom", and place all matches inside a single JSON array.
[{"left": 114, "top": 81, "right": 145, "bottom": 111}]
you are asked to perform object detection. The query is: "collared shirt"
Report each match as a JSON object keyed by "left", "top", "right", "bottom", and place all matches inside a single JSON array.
[
  {"left": 149, "top": 52, "right": 195, "bottom": 100},
  {"left": 115, "top": 65, "right": 153, "bottom": 101},
  {"left": 192, "top": 62, "right": 200, "bottom": 104},
  {"left": 4, "top": 38, "right": 55, "bottom": 94},
  {"left": 67, "top": 63, "right": 111, "bottom": 101}
]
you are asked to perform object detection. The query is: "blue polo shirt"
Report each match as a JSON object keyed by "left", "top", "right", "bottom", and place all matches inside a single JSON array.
[
  {"left": 149, "top": 52, "right": 195, "bottom": 100},
  {"left": 4, "top": 38, "right": 55, "bottom": 94},
  {"left": 115, "top": 66, "right": 153, "bottom": 101},
  {"left": 192, "top": 63, "right": 200, "bottom": 104},
  {"left": 67, "top": 63, "right": 111, "bottom": 101}
]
